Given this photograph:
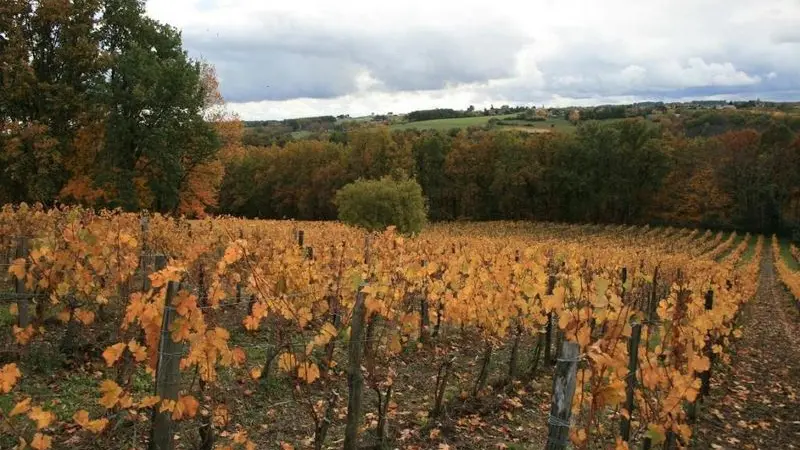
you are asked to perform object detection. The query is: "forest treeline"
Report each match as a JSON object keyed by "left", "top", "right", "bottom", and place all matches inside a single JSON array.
[{"left": 220, "top": 118, "right": 800, "bottom": 234}]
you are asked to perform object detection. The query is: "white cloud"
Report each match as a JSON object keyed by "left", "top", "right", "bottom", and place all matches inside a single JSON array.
[{"left": 145, "top": 0, "right": 800, "bottom": 119}]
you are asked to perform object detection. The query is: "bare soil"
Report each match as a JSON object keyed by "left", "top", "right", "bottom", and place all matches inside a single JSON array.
[{"left": 694, "top": 246, "right": 800, "bottom": 449}]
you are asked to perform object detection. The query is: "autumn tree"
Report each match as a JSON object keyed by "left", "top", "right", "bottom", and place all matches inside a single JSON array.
[{"left": 0, "top": 0, "right": 220, "bottom": 213}]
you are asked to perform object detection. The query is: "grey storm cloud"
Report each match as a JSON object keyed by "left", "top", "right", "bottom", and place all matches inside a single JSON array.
[
  {"left": 182, "top": 18, "right": 528, "bottom": 103},
  {"left": 146, "top": 0, "right": 800, "bottom": 118}
]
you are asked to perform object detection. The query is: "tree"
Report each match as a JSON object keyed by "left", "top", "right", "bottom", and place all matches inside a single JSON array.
[
  {"left": 99, "top": 0, "right": 219, "bottom": 212},
  {"left": 334, "top": 176, "right": 427, "bottom": 234},
  {"left": 0, "top": 0, "right": 106, "bottom": 205},
  {"left": 0, "top": 0, "right": 220, "bottom": 212}
]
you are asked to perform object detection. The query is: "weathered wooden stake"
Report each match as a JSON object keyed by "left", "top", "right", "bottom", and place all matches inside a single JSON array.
[
  {"left": 620, "top": 322, "right": 642, "bottom": 440},
  {"left": 700, "top": 289, "right": 714, "bottom": 397},
  {"left": 545, "top": 341, "right": 580, "bottom": 450},
  {"left": 149, "top": 260, "right": 182, "bottom": 450},
  {"left": 343, "top": 287, "right": 367, "bottom": 450}
]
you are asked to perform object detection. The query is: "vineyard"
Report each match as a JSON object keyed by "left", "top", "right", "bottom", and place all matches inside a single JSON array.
[{"left": 0, "top": 204, "right": 770, "bottom": 449}]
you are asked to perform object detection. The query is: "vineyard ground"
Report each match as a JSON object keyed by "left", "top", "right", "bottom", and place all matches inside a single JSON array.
[{"left": 694, "top": 245, "right": 800, "bottom": 449}]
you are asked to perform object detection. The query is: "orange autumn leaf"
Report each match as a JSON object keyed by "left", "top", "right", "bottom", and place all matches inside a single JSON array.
[
  {"left": 13, "top": 325, "right": 36, "bottom": 344},
  {"left": 31, "top": 433, "right": 52, "bottom": 450},
  {"left": 98, "top": 379, "right": 123, "bottom": 409},
  {"left": 128, "top": 340, "right": 148, "bottom": 362},
  {"left": 102, "top": 343, "right": 126, "bottom": 367},
  {"left": 1, "top": 363, "right": 22, "bottom": 393},
  {"left": 137, "top": 395, "right": 161, "bottom": 409},
  {"left": 298, "top": 362, "right": 320, "bottom": 384},
  {"left": 173, "top": 395, "right": 200, "bottom": 420},
  {"left": 8, "top": 258, "right": 26, "bottom": 279},
  {"left": 28, "top": 406, "right": 55, "bottom": 430},
  {"left": 243, "top": 315, "right": 260, "bottom": 331},
  {"left": 73, "top": 410, "right": 109, "bottom": 433},
  {"left": 313, "top": 323, "right": 338, "bottom": 346},
  {"left": 10, "top": 398, "right": 32, "bottom": 417},
  {"left": 159, "top": 399, "right": 177, "bottom": 414},
  {"left": 74, "top": 308, "right": 96, "bottom": 325},
  {"left": 277, "top": 353, "right": 297, "bottom": 373}
]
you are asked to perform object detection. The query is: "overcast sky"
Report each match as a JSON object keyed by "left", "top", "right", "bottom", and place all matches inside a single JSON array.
[{"left": 146, "top": 0, "right": 800, "bottom": 120}]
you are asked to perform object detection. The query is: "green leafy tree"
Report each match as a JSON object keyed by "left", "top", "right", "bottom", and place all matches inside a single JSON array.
[
  {"left": 99, "top": 0, "right": 219, "bottom": 212},
  {"left": 334, "top": 176, "right": 427, "bottom": 234}
]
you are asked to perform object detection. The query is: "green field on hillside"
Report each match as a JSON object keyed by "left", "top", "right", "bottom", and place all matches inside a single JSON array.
[
  {"left": 390, "top": 114, "right": 520, "bottom": 131},
  {"left": 389, "top": 115, "right": 625, "bottom": 133}
]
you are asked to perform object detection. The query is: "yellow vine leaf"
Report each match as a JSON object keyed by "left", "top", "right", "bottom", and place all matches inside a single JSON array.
[
  {"left": 9, "top": 303, "right": 18, "bottom": 316},
  {"left": 10, "top": 398, "right": 32, "bottom": 417},
  {"left": 103, "top": 343, "right": 126, "bottom": 367},
  {"left": 159, "top": 399, "right": 176, "bottom": 413},
  {"left": 296, "top": 307, "right": 312, "bottom": 328},
  {"left": 212, "top": 406, "right": 230, "bottom": 427},
  {"left": 28, "top": 406, "right": 55, "bottom": 430},
  {"left": 137, "top": 395, "right": 161, "bottom": 409},
  {"left": 13, "top": 325, "right": 36, "bottom": 345},
  {"left": 98, "top": 379, "right": 123, "bottom": 409},
  {"left": 8, "top": 258, "right": 26, "bottom": 279},
  {"left": 172, "top": 395, "right": 200, "bottom": 420},
  {"left": 74, "top": 309, "right": 95, "bottom": 325},
  {"left": 231, "top": 348, "right": 246, "bottom": 366},
  {"left": 277, "top": 353, "right": 297, "bottom": 373},
  {"left": 30, "top": 433, "right": 52, "bottom": 450},
  {"left": 298, "top": 362, "right": 320, "bottom": 384},
  {"left": 250, "top": 367, "right": 262, "bottom": 380},
  {"left": 57, "top": 308, "right": 71, "bottom": 323},
  {"left": 1, "top": 363, "right": 22, "bottom": 393},
  {"left": 118, "top": 395, "right": 133, "bottom": 409},
  {"left": 388, "top": 334, "right": 403, "bottom": 354},
  {"left": 73, "top": 410, "right": 109, "bottom": 433},
  {"left": 313, "top": 323, "right": 338, "bottom": 347},
  {"left": 243, "top": 315, "right": 260, "bottom": 331},
  {"left": 169, "top": 318, "right": 192, "bottom": 342},
  {"left": 128, "top": 340, "right": 148, "bottom": 362}
]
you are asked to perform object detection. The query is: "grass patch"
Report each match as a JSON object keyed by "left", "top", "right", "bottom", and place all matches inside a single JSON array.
[
  {"left": 739, "top": 235, "right": 761, "bottom": 264},
  {"left": 779, "top": 238, "right": 800, "bottom": 271},
  {"left": 19, "top": 371, "right": 99, "bottom": 421},
  {"left": 0, "top": 301, "right": 15, "bottom": 328}
]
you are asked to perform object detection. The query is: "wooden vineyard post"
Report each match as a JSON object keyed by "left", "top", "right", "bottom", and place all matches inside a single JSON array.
[
  {"left": 140, "top": 214, "right": 150, "bottom": 291},
  {"left": 297, "top": 229, "right": 304, "bottom": 248},
  {"left": 545, "top": 341, "right": 580, "bottom": 450},
  {"left": 343, "top": 285, "right": 367, "bottom": 450},
  {"left": 620, "top": 317, "right": 641, "bottom": 440},
  {"left": 419, "top": 260, "right": 430, "bottom": 344},
  {"left": 197, "top": 266, "right": 214, "bottom": 450},
  {"left": 149, "top": 256, "right": 183, "bottom": 450},
  {"left": 13, "top": 237, "right": 30, "bottom": 328},
  {"left": 620, "top": 266, "right": 640, "bottom": 442},
  {"left": 700, "top": 289, "right": 714, "bottom": 397},
  {"left": 545, "top": 274, "right": 556, "bottom": 366}
]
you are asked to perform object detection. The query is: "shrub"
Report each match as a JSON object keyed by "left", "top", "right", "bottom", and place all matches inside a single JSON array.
[{"left": 334, "top": 176, "right": 427, "bottom": 234}]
